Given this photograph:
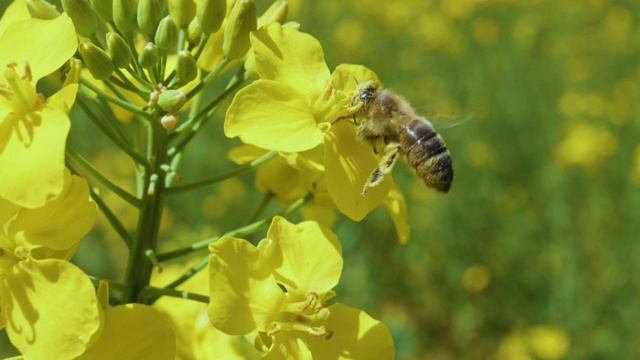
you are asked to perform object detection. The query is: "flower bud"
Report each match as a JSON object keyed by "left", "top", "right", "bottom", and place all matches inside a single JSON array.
[
  {"left": 155, "top": 16, "right": 178, "bottom": 51},
  {"left": 113, "top": 0, "right": 138, "bottom": 33},
  {"left": 158, "top": 89, "right": 186, "bottom": 112},
  {"left": 169, "top": 0, "right": 196, "bottom": 28},
  {"left": 138, "top": 0, "right": 166, "bottom": 35},
  {"left": 26, "top": 0, "right": 61, "bottom": 20},
  {"left": 139, "top": 42, "right": 160, "bottom": 69},
  {"left": 90, "top": 0, "right": 113, "bottom": 22},
  {"left": 61, "top": 0, "right": 98, "bottom": 37},
  {"left": 161, "top": 113, "right": 179, "bottom": 129},
  {"left": 223, "top": 0, "right": 257, "bottom": 60},
  {"left": 79, "top": 43, "right": 114, "bottom": 80},
  {"left": 187, "top": 17, "right": 203, "bottom": 45},
  {"left": 106, "top": 32, "right": 132, "bottom": 68},
  {"left": 259, "top": 0, "right": 287, "bottom": 27},
  {"left": 176, "top": 50, "right": 197, "bottom": 84},
  {"left": 196, "top": 0, "right": 225, "bottom": 34}
]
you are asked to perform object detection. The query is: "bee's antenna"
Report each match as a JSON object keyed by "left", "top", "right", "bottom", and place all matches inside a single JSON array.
[{"left": 353, "top": 77, "right": 360, "bottom": 85}]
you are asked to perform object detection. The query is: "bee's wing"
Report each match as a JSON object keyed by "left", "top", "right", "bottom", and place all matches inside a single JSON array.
[{"left": 421, "top": 112, "right": 472, "bottom": 130}]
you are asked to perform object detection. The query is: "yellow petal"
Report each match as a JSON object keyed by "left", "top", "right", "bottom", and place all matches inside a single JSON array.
[
  {"left": 324, "top": 121, "right": 391, "bottom": 221},
  {"left": 263, "top": 334, "right": 313, "bottom": 360},
  {"left": 0, "top": 107, "right": 70, "bottom": 208},
  {"left": 77, "top": 304, "right": 176, "bottom": 360},
  {"left": 331, "top": 64, "right": 379, "bottom": 93},
  {"left": 0, "top": 259, "right": 101, "bottom": 359},
  {"left": 262, "top": 216, "right": 342, "bottom": 300},
  {"left": 208, "top": 236, "right": 285, "bottom": 335},
  {"left": 251, "top": 23, "right": 331, "bottom": 101},
  {"left": 306, "top": 303, "right": 395, "bottom": 359},
  {"left": 225, "top": 80, "right": 324, "bottom": 152},
  {"left": 8, "top": 171, "right": 97, "bottom": 251},
  {"left": 256, "top": 157, "right": 308, "bottom": 204},
  {"left": 47, "top": 83, "right": 79, "bottom": 114},
  {"left": 0, "top": 14, "right": 77, "bottom": 82},
  {"left": 0, "top": 0, "right": 30, "bottom": 35},
  {"left": 384, "top": 185, "right": 410, "bottom": 244},
  {"left": 227, "top": 144, "right": 268, "bottom": 164}
]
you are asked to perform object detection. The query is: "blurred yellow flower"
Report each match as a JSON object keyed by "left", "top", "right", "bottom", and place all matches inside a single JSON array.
[
  {"left": 462, "top": 264, "right": 491, "bottom": 293},
  {"left": 526, "top": 325, "right": 570, "bottom": 360},
  {"left": 555, "top": 121, "right": 618, "bottom": 170}
]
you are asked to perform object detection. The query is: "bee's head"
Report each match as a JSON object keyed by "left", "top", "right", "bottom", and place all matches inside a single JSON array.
[{"left": 354, "top": 80, "right": 380, "bottom": 106}]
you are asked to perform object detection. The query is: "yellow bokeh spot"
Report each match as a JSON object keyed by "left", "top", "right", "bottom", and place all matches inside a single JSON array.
[
  {"left": 501, "top": 185, "right": 529, "bottom": 210},
  {"left": 462, "top": 264, "right": 491, "bottom": 293},
  {"left": 511, "top": 15, "right": 539, "bottom": 49},
  {"left": 464, "top": 141, "right": 494, "bottom": 166},
  {"left": 333, "top": 20, "right": 366, "bottom": 52},
  {"left": 555, "top": 121, "right": 618, "bottom": 170},
  {"left": 564, "top": 57, "right": 590, "bottom": 83},
  {"left": 603, "top": 6, "right": 632, "bottom": 51},
  {"left": 526, "top": 325, "right": 570, "bottom": 360},
  {"left": 473, "top": 17, "right": 499, "bottom": 44},
  {"left": 557, "top": 91, "right": 586, "bottom": 118},
  {"left": 494, "top": 332, "right": 532, "bottom": 360}
]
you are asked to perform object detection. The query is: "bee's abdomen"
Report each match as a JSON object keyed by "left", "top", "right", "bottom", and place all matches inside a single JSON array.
[{"left": 401, "top": 118, "right": 454, "bottom": 193}]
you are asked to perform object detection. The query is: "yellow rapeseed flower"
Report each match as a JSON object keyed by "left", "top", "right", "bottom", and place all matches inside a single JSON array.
[
  {"left": 0, "top": 13, "right": 78, "bottom": 208},
  {"left": 208, "top": 216, "right": 395, "bottom": 359},
  {"left": 0, "top": 170, "right": 100, "bottom": 359}
]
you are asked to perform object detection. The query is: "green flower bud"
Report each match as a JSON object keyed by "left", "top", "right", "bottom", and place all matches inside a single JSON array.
[
  {"left": 196, "top": 0, "right": 225, "bottom": 34},
  {"left": 187, "top": 17, "right": 203, "bottom": 45},
  {"left": 79, "top": 42, "right": 114, "bottom": 80},
  {"left": 155, "top": 16, "right": 178, "bottom": 51},
  {"left": 169, "top": 0, "right": 195, "bottom": 28},
  {"left": 223, "top": 0, "right": 257, "bottom": 60},
  {"left": 259, "top": 0, "right": 287, "bottom": 27},
  {"left": 107, "top": 32, "right": 132, "bottom": 68},
  {"left": 90, "top": 0, "right": 113, "bottom": 22},
  {"left": 176, "top": 50, "right": 197, "bottom": 84},
  {"left": 158, "top": 89, "right": 186, "bottom": 112},
  {"left": 113, "top": 0, "right": 138, "bottom": 33},
  {"left": 138, "top": 0, "right": 166, "bottom": 35},
  {"left": 26, "top": 0, "right": 61, "bottom": 20},
  {"left": 61, "top": 0, "right": 98, "bottom": 37},
  {"left": 139, "top": 42, "right": 160, "bottom": 69}
]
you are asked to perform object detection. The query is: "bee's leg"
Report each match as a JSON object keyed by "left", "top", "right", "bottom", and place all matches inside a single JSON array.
[{"left": 361, "top": 143, "right": 401, "bottom": 196}]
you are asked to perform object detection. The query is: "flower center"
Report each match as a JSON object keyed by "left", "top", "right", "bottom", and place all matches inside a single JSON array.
[
  {"left": 1, "top": 60, "right": 44, "bottom": 115},
  {"left": 268, "top": 291, "right": 333, "bottom": 340}
]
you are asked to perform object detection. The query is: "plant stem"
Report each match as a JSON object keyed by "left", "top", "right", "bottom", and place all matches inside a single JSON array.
[
  {"left": 80, "top": 77, "right": 148, "bottom": 117},
  {"left": 164, "top": 151, "right": 278, "bottom": 195}
]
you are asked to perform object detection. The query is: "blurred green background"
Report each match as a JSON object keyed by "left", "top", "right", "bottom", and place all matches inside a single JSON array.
[{"left": 2, "top": 0, "right": 640, "bottom": 359}]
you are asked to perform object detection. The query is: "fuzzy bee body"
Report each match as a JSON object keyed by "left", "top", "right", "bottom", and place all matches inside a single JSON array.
[{"left": 353, "top": 80, "right": 454, "bottom": 194}]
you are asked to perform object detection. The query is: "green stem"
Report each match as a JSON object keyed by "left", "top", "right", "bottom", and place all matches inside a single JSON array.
[
  {"left": 76, "top": 95, "right": 148, "bottom": 165},
  {"left": 156, "top": 192, "right": 313, "bottom": 262},
  {"left": 67, "top": 163, "right": 134, "bottom": 247},
  {"left": 186, "top": 57, "right": 231, "bottom": 101},
  {"left": 164, "top": 151, "right": 277, "bottom": 195},
  {"left": 80, "top": 76, "right": 148, "bottom": 117},
  {"left": 139, "top": 286, "right": 209, "bottom": 304},
  {"left": 122, "top": 111, "right": 168, "bottom": 303},
  {"left": 66, "top": 148, "right": 142, "bottom": 208},
  {"left": 165, "top": 256, "right": 208, "bottom": 289}
]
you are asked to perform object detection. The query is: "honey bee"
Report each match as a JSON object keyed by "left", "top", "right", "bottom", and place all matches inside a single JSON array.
[{"left": 352, "top": 80, "right": 454, "bottom": 195}]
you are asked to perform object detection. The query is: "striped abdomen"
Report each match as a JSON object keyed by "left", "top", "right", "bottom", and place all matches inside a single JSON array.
[{"left": 400, "top": 118, "right": 453, "bottom": 193}]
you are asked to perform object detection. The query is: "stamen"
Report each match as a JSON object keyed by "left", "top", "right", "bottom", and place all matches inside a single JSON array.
[{"left": 267, "top": 323, "right": 282, "bottom": 336}]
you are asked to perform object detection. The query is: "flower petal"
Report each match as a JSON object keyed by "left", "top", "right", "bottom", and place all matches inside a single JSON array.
[
  {"left": 0, "top": 14, "right": 77, "bottom": 82},
  {"left": 263, "top": 334, "right": 313, "bottom": 360},
  {"left": 8, "top": 170, "right": 97, "bottom": 251},
  {"left": 47, "top": 83, "right": 79, "bottom": 114},
  {"left": 384, "top": 186, "right": 410, "bottom": 244},
  {"left": 0, "top": 107, "right": 70, "bottom": 208},
  {"left": 225, "top": 80, "right": 324, "bottom": 152},
  {"left": 77, "top": 304, "right": 176, "bottom": 360},
  {"left": 331, "top": 64, "right": 379, "bottom": 93},
  {"left": 0, "top": 0, "right": 30, "bottom": 35},
  {"left": 324, "top": 121, "right": 392, "bottom": 221},
  {"left": 262, "top": 216, "right": 342, "bottom": 300},
  {"left": 0, "top": 259, "right": 101, "bottom": 359},
  {"left": 251, "top": 24, "right": 330, "bottom": 101},
  {"left": 208, "top": 236, "right": 285, "bottom": 335},
  {"left": 306, "top": 303, "right": 395, "bottom": 359}
]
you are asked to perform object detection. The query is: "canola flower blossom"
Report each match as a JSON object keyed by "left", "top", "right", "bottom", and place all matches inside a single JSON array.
[
  {"left": 209, "top": 216, "right": 395, "bottom": 358},
  {"left": 0, "top": 0, "right": 433, "bottom": 357}
]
